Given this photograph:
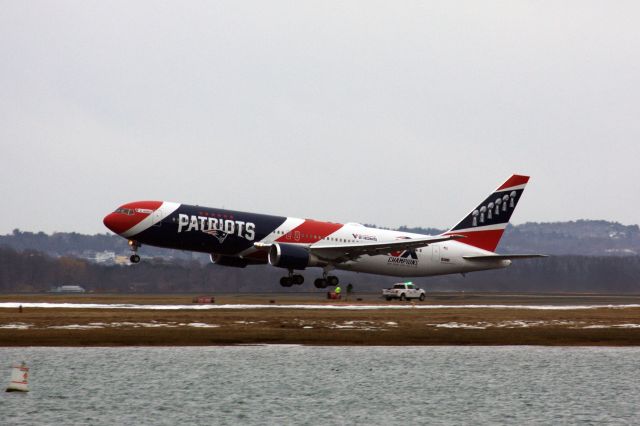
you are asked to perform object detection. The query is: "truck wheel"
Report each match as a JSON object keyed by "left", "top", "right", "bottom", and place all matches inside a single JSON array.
[
  {"left": 400, "top": 293, "right": 406, "bottom": 301},
  {"left": 419, "top": 293, "right": 425, "bottom": 301}
]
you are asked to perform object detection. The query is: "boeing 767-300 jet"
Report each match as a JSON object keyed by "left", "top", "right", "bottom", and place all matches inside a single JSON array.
[{"left": 103, "top": 174, "right": 545, "bottom": 288}]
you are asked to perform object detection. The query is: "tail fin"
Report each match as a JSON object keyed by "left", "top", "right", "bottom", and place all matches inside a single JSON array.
[{"left": 444, "top": 174, "right": 530, "bottom": 252}]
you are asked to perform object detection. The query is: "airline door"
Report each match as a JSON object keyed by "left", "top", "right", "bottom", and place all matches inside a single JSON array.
[
  {"left": 432, "top": 245, "right": 451, "bottom": 264},
  {"left": 431, "top": 245, "right": 440, "bottom": 262}
]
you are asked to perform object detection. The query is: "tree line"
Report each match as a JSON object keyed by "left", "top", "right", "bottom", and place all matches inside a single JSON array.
[
  {"left": 3, "top": 220, "right": 640, "bottom": 261},
  {"left": 1, "top": 246, "right": 639, "bottom": 294}
]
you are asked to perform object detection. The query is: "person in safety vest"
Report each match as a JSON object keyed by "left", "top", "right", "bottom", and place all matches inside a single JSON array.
[{"left": 335, "top": 285, "right": 342, "bottom": 297}]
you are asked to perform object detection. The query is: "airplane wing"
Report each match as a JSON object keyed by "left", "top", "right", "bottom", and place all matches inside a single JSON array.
[
  {"left": 462, "top": 254, "right": 548, "bottom": 261},
  {"left": 308, "top": 234, "right": 465, "bottom": 263},
  {"left": 254, "top": 235, "right": 464, "bottom": 264}
]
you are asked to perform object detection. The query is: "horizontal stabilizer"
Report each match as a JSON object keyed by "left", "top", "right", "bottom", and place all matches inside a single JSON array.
[{"left": 463, "top": 254, "right": 548, "bottom": 261}]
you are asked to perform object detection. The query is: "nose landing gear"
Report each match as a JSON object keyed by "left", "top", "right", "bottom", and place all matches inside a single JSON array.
[{"left": 128, "top": 240, "right": 141, "bottom": 264}]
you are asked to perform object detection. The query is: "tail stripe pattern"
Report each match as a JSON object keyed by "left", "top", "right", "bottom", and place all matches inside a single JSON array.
[{"left": 445, "top": 175, "right": 529, "bottom": 252}]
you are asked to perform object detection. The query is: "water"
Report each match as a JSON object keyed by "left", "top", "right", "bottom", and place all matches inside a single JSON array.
[{"left": 1, "top": 346, "right": 639, "bottom": 425}]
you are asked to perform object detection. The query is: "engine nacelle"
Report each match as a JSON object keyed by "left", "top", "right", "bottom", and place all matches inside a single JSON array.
[
  {"left": 210, "top": 254, "right": 248, "bottom": 268},
  {"left": 268, "top": 243, "right": 319, "bottom": 270}
]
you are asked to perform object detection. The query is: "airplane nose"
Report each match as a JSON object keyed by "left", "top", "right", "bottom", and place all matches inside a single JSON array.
[
  {"left": 103, "top": 212, "right": 135, "bottom": 235},
  {"left": 103, "top": 201, "right": 164, "bottom": 236}
]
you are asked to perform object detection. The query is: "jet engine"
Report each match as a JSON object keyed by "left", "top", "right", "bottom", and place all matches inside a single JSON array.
[
  {"left": 268, "top": 243, "right": 320, "bottom": 270},
  {"left": 210, "top": 254, "right": 248, "bottom": 268}
]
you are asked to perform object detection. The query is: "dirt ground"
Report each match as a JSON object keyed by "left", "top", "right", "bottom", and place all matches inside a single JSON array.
[{"left": 1, "top": 292, "right": 640, "bottom": 346}]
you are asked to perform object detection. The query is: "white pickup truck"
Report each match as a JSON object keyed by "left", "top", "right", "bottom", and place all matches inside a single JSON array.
[{"left": 382, "top": 282, "right": 426, "bottom": 301}]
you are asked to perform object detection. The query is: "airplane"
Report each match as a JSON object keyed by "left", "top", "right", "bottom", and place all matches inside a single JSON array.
[{"left": 103, "top": 174, "right": 545, "bottom": 288}]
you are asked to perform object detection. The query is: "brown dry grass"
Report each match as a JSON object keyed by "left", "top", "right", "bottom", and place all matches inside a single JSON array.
[{"left": 2, "top": 293, "right": 640, "bottom": 346}]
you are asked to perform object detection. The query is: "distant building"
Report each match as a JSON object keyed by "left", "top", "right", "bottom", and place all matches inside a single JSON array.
[
  {"left": 114, "top": 255, "right": 131, "bottom": 265},
  {"left": 49, "top": 285, "right": 86, "bottom": 293},
  {"left": 94, "top": 250, "right": 116, "bottom": 264}
]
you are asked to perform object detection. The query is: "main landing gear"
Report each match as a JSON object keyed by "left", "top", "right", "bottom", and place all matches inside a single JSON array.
[
  {"left": 280, "top": 271, "right": 339, "bottom": 288},
  {"left": 280, "top": 270, "right": 304, "bottom": 287},
  {"left": 313, "top": 274, "right": 339, "bottom": 289},
  {"left": 129, "top": 240, "right": 141, "bottom": 264}
]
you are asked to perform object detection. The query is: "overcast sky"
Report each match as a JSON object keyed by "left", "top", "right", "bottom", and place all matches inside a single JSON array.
[{"left": 1, "top": 1, "right": 639, "bottom": 235}]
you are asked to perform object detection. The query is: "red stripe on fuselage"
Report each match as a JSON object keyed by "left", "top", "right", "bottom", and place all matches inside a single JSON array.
[
  {"left": 275, "top": 220, "right": 343, "bottom": 244},
  {"left": 446, "top": 229, "right": 504, "bottom": 252}
]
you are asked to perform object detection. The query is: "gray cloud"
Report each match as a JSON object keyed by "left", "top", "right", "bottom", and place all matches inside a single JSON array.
[{"left": 1, "top": 1, "right": 639, "bottom": 234}]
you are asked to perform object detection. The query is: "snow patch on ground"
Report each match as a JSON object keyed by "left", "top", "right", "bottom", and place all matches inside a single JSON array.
[
  {"left": 0, "top": 323, "right": 32, "bottom": 329},
  {"left": 430, "top": 322, "right": 488, "bottom": 329},
  {"left": 187, "top": 322, "right": 220, "bottom": 328},
  {"left": 329, "top": 321, "right": 382, "bottom": 331},
  {"left": 426, "top": 320, "right": 640, "bottom": 329},
  {"left": 30, "top": 322, "right": 220, "bottom": 329},
  {"left": 49, "top": 324, "right": 105, "bottom": 329},
  {"left": 582, "top": 324, "right": 640, "bottom": 329}
]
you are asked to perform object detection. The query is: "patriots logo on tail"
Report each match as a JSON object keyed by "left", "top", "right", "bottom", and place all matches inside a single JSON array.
[{"left": 203, "top": 229, "right": 229, "bottom": 244}]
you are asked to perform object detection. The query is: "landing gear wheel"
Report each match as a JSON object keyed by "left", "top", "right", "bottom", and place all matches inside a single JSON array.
[
  {"left": 293, "top": 274, "right": 304, "bottom": 285},
  {"left": 128, "top": 240, "right": 141, "bottom": 264},
  {"left": 280, "top": 277, "right": 293, "bottom": 287},
  {"left": 419, "top": 293, "right": 426, "bottom": 301},
  {"left": 327, "top": 276, "right": 339, "bottom": 286},
  {"left": 314, "top": 279, "right": 327, "bottom": 289}
]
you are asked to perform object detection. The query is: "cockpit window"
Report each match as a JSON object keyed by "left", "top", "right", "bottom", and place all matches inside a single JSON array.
[{"left": 114, "top": 208, "right": 134, "bottom": 215}]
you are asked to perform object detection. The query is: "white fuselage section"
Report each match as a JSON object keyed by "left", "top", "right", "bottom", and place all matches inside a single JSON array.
[{"left": 254, "top": 221, "right": 510, "bottom": 277}]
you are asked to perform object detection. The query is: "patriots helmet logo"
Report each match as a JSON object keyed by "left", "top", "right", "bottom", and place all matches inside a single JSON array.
[{"left": 203, "top": 228, "right": 229, "bottom": 244}]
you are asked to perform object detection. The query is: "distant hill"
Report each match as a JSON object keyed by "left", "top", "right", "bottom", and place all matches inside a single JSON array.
[
  {"left": 0, "top": 230, "right": 205, "bottom": 263},
  {"left": 1, "top": 245, "right": 638, "bottom": 294},
  {"left": 394, "top": 220, "right": 640, "bottom": 256},
  {"left": 499, "top": 220, "right": 640, "bottom": 256},
  {"left": 2, "top": 221, "right": 640, "bottom": 294}
]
